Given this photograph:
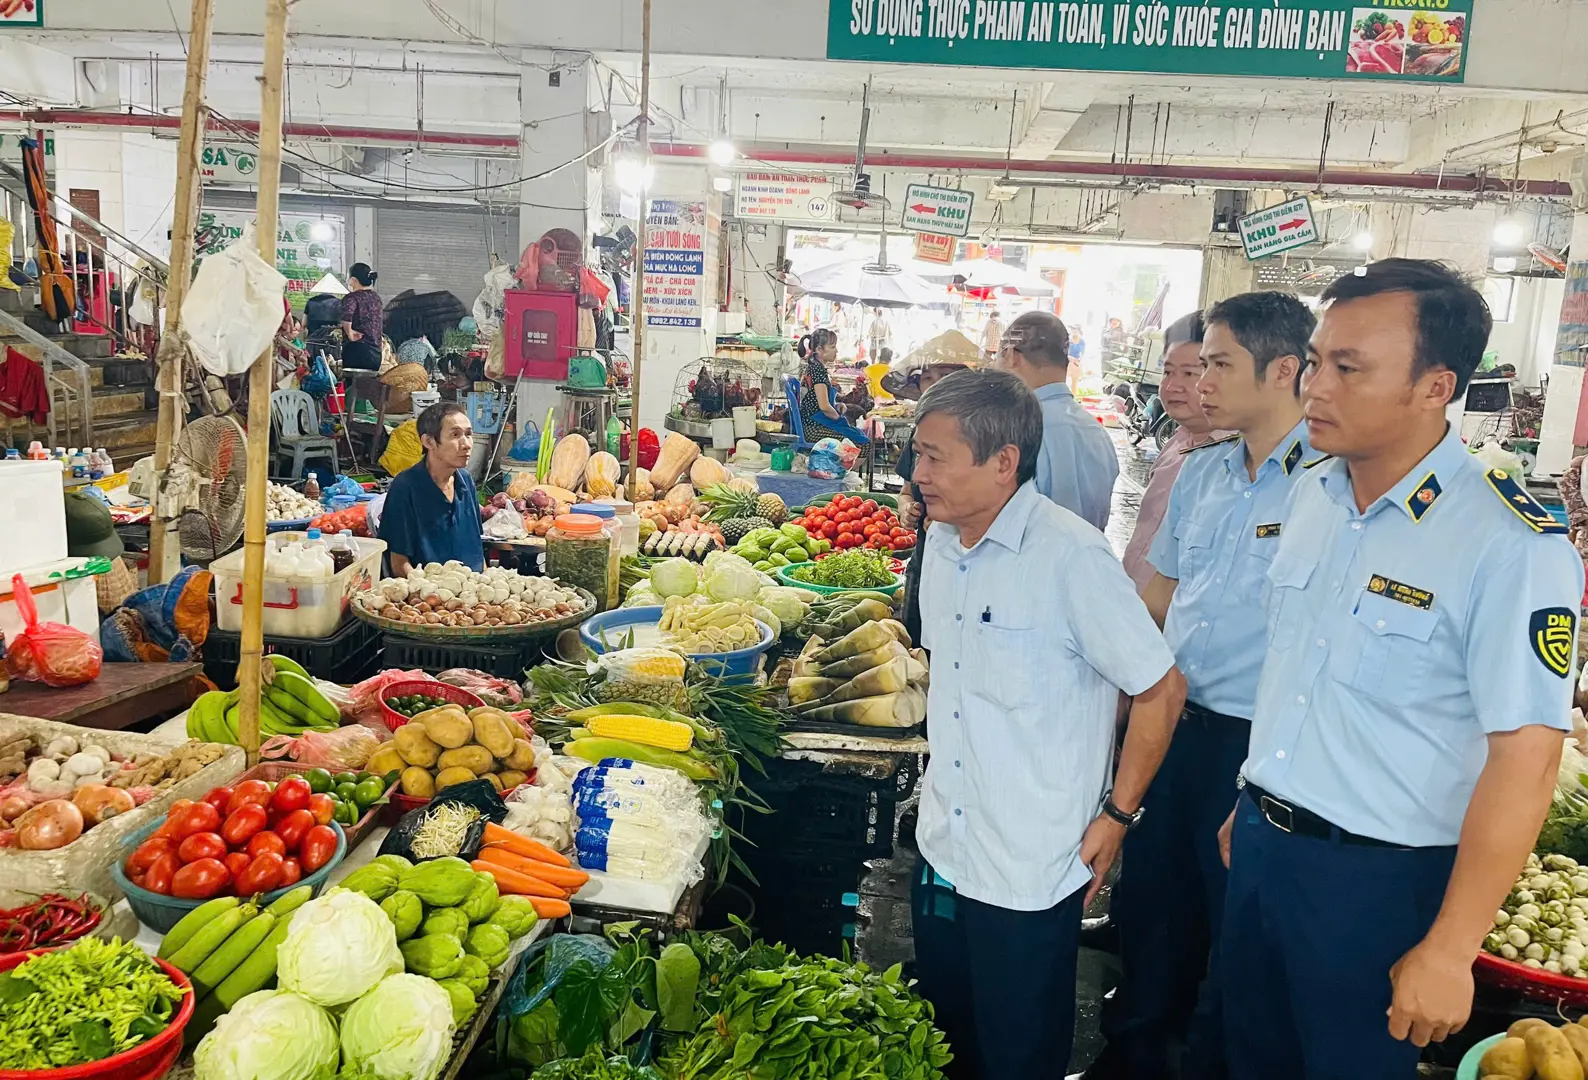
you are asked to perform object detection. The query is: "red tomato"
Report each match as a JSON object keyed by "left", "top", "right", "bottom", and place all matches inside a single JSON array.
[
  {"left": 224, "top": 851, "right": 252, "bottom": 881},
  {"left": 153, "top": 799, "right": 196, "bottom": 839},
  {"left": 863, "top": 524, "right": 881, "bottom": 538},
  {"left": 142, "top": 852, "right": 181, "bottom": 895},
  {"left": 299, "top": 825, "right": 338, "bottom": 872},
  {"left": 246, "top": 831, "right": 287, "bottom": 859},
  {"left": 177, "top": 831, "right": 228, "bottom": 864},
  {"left": 226, "top": 780, "right": 273, "bottom": 817},
  {"left": 274, "top": 809, "right": 316, "bottom": 850},
  {"left": 861, "top": 499, "right": 877, "bottom": 514},
  {"left": 220, "top": 803, "right": 269, "bottom": 848},
  {"left": 821, "top": 521, "right": 839, "bottom": 539},
  {"left": 171, "top": 857, "right": 231, "bottom": 899},
  {"left": 845, "top": 496, "right": 863, "bottom": 510},
  {"left": 125, "top": 836, "right": 177, "bottom": 876},
  {"left": 269, "top": 777, "right": 311, "bottom": 816},
  {"left": 279, "top": 858, "right": 302, "bottom": 886},
  {"left": 306, "top": 793, "right": 336, "bottom": 827},
  {"left": 892, "top": 536, "right": 914, "bottom": 550},
  {"left": 167, "top": 801, "right": 222, "bottom": 841},
  {"left": 235, "top": 852, "right": 285, "bottom": 895},
  {"left": 202, "top": 786, "right": 234, "bottom": 815}
]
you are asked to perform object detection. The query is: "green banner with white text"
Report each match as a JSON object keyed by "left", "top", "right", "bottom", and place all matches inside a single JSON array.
[{"left": 828, "top": 0, "right": 1470, "bottom": 82}]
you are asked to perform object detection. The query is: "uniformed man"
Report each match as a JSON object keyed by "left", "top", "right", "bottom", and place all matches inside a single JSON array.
[
  {"left": 1099, "top": 291, "right": 1317, "bottom": 1080},
  {"left": 1217, "top": 259, "right": 1584, "bottom": 1077}
]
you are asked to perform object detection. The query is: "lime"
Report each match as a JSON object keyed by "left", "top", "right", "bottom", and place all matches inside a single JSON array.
[
  {"left": 335, "top": 800, "right": 359, "bottom": 825},
  {"left": 304, "top": 768, "right": 334, "bottom": 794},
  {"left": 333, "top": 771, "right": 359, "bottom": 788},
  {"left": 353, "top": 777, "right": 386, "bottom": 809},
  {"left": 335, "top": 781, "right": 360, "bottom": 803}
]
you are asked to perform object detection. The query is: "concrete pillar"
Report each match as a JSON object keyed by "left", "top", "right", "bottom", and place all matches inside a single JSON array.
[
  {"left": 1537, "top": 211, "right": 1588, "bottom": 478},
  {"left": 1199, "top": 244, "right": 1256, "bottom": 306}
]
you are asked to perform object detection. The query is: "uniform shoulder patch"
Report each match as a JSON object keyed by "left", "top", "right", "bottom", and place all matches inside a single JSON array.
[
  {"left": 1301, "top": 455, "right": 1334, "bottom": 469},
  {"left": 1531, "top": 607, "right": 1577, "bottom": 678},
  {"left": 1485, "top": 469, "right": 1568, "bottom": 534},
  {"left": 1282, "top": 440, "right": 1303, "bottom": 475},
  {"left": 1180, "top": 433, "right": 1240, "bottom": 455}
]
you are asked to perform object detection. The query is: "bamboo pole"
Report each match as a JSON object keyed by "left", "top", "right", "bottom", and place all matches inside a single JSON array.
[
  {"left": 148, "top": 0, "right": 215, "bottom": 585},
  {"left": 236, "top": 0, "right": 288, "bottom": 766},
  {"left": 625, "top": 0, "right": 653, "bottom": 490}
]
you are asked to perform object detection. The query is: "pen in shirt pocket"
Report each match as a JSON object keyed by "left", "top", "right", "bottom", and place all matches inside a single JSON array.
[{"left": 981, "top": 607, "right": 991, "bottom": 623}]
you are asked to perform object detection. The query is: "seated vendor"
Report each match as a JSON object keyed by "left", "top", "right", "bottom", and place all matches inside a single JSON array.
[{"left": 378, "top": 401, "right": 484, "bottom": 576}]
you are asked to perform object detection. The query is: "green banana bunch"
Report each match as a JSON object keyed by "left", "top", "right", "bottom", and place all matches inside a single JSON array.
[
  {"left": 184, "top": 655, "right": 341, "bottom": 746},
  {"left": 168, "top": 887, "right": 315, "bottom": 1045}
]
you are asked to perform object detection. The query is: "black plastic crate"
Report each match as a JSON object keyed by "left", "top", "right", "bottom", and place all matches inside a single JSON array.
[
  {"left": 745, "top": 756, "right": 919, "bottom": 858},
  {"left": 205, "top": 617, "right": 382, "bottom": 690},
  {"left": 380, "top": 633, "right": 550, "bottom": 679}
]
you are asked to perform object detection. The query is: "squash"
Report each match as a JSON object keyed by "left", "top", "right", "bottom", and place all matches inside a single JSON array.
[
  {"left": 532, "top": 484, "right": 579, "bottom": 505},
  {"left": 690, "top": 456, "right": 730, "bottom": 490},
  {"left": 650, "top": 431, "right": 701, "bottom": 489},
  {"left": 629, "top": 467, "right": 655, "bottom": 502},
  {"left": 585, "top": 451, "right": 621, "bottom": 498},
  {"left": 727, "top": 476, "right": 759, "bottom": 496},
  {"left": 547, "top": 434, "right": 592, "bottom": 490},
  {"left": 664, "top": 483, "right": 695, "bottom": 507}
]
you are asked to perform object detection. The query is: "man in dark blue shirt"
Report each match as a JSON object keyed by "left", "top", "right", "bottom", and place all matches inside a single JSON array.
[{"left": 379, "top": 402, "right": 484, "bottom": 575}]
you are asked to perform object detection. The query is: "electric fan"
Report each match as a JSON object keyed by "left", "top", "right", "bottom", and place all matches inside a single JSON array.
[{"left": 168, "top": 415, "right": 248, "bottom": 563}]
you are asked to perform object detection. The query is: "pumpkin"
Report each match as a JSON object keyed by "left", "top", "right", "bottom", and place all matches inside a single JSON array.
[
  {"left": 690, "top": 456, "right": 731, "bottom": 489},
  {"left": 664, "top": 483, "right": 696, "bottom": 507},
  {"left": 650, "top": 431, "right": 701, "bottom": 490},
  {"left": 547, "top": 434, "right": 592, "bottom": 490},
  {"left": 585, "top": 451, "right": 621, "bottom": 498},
  {"left": 629, "top": 467, "right": 655, "bottom": 502}
]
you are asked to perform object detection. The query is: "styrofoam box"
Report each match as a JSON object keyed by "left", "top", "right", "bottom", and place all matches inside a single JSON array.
[
  {"left": 211, "top": 532, "right": 387, "bottom": 639},
  {"left": 0, "top": 460, "right": 68, "bottom": 579},
  {"left": 0, "top": 558, "right": 104, "bottom": 643}
]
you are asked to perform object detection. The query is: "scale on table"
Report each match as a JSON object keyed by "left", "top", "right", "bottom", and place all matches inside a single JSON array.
[{"left": 567, "top": 353, "right": 608, "bottom": 389}]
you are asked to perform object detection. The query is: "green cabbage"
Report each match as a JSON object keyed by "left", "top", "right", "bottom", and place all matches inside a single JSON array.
[
  {"left": 193, "top": 990, "right": 339, "bottom": 1080},
  {"left": 339, "top": 974, "right": 456, "bottom": 1080},
  {"left": 622, "top": 581, "right": 660, "bottom": 608},
  {"left": 277, "top": 890, "right": 404, "bottom": 1007},
  {"left": 703, "top": 552, "right": 760, "bottom": 602},
  {"left": 757, "top": 586, "right": 811, "bottom": 629},
  {"left": 649, "top": 558, "right": 699, "bottom": 599}
]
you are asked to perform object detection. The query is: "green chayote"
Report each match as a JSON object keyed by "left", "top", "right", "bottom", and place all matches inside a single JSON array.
[
  {"left": 455, "top": 954, "right": 490, "bottom": 998},
  {"left": 436, "top": 978, "right": 478, "bottom": 1027},
  {"left": 398, "top": 856, "right": 476, "bottom": 907},
  {"left": 464, "top": 923, "right": 511, "bottom": 969},
  {"left": 420, "top": 907, "right": 470, "bottom": 940},
  {"left": 398, "top": 933, "right": 464, "bottom": 979},
  {"left": 461, "top": 873, "right": 500, "bottom": 924},
  {"left": 380, "top": 889, "right": 423, "bottom": 941},
  {"left": 370, "top": 854, "right": 413, "bottom": 875},
  {"left": 339, "top": 863, "right": 400, "bottom": 903},
  {"left": 489, "top": 895, "right": 538, "bottom": 939}
]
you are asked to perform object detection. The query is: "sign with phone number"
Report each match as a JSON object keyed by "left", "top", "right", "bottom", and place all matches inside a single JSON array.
[{"left": 828, "top": 0, "right": 1471, "bottom": 83}]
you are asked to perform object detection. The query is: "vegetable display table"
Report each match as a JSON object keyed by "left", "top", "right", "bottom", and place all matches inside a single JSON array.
[{"left": 2, "top": 661, "right": 204, "bottom": 730}]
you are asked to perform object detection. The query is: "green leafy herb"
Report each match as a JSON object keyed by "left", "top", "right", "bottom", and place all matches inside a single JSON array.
[{"left": 788, "top": 549, "right": 896, "bottom": 589}]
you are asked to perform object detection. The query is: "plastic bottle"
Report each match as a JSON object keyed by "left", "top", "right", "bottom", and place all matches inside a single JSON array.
[
  {"left": 4, "top": 449, "right": 19, "bottom": 461},
  {"left": 70, "top": 448, "right": 87, "bottom": 478},
  {"left": 301, "top": 528, "right": 334, "bottom": 578},
  {"left": 87, "top": 449, "right": 104, "bottom": 480},
  {"left": 98, "top": 449, "right": 113, "bottom": 475},
  {"left": 25, "top": 441, "right": 46, "bottom": 461},
  {"left": 329, "top": 530, "right": 357, "bottom": 574},
  {"left": 268, "top": 540, "right": 304, "bottom": 577},
  {"left": 303, "top": 475, "right": 321, "bottom": 501},
  {"left": 605, "top": 415, "right": 623, "bottom": 457}
]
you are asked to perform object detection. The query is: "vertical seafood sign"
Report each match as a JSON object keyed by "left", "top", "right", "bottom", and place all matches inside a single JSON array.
[
  {"left": 644, "top": 200, "right": 707, "bottom": 329},
  {"left": 827, "top": 0, "right": 1471, "bottom": 84}
]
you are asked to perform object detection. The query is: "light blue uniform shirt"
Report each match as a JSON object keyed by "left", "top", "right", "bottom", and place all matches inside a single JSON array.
[
  {"left": 917, "top": 481, "right": 1176, "bottom": 910},
  {"left": 1246, "top": 426, "right": 1584, "bottom": 846},
  {"left": 1149, "top": 422, "right": 1313, "bottom": 719},
  {"left": 1034, "top": 383, "right": 1119, "bottom": 531}
]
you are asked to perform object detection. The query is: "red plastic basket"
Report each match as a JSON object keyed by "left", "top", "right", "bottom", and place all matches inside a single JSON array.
[
  {"left": 377, "top": 679, "right": 485, "bottom": 733},
  {"left": 0, "top": 950, "right": 196, "bottom": 1080},
  {"left": 1473, "top": 950, "right": 1588, "bottom": 1008}
]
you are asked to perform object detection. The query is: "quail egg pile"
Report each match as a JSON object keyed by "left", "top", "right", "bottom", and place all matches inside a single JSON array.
[
  {"left": 266, "top": 482, "right": 324, "bottom": 521},
  {"left": 359, "top": 560, "right": 588, "bottom": 628},
  {"left": 1486, "top": 852, "right": 1588, "bottom": 976}
]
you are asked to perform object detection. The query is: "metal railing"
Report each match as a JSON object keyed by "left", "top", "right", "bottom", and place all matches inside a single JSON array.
[{"left": 0, "top": 303, "right": 93, "bottom": 449}]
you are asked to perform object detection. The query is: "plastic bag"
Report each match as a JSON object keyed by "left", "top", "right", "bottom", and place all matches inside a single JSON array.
[
  {"left": 344, "top": 668, "right": 428, "bottom": 726},
  {"left": 377, "top": 780, "right": 507, "bottom": 863},
  {"left": 260, "top": 724, "right": 386, "bottom": 771},
  {"left": 483, "top": 506, "right": 528, "bottom": 540},
  {"left": 6, "top": 574, "right": 103, "bottom": 687},
  {"left": 0, "top": 221, "right": 15, "bottom": 293},
  {"left": 182, "top": 224, "right": 289, "bottom": 377},
  {"left": 590, "top": 648, "right": 687, "bottom": 709},
  {"left": 379, "top": 419, "right": 423, "bottom": 476},
  {"left": 434, "top": 668, "right": 524, "bottom": 709},
  {"left": 472, "top": 264, "right": 516, "bottom": 335}
]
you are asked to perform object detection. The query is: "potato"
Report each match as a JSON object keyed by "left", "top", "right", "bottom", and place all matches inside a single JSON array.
[
  {"left": 1512, "top": 1018, "right": 1554, "bottom": 1040},
  {"left": 437, "top": 745, "right": 493, "bottom": 775},
  {"left": 393, "top": 725, "right": 441, "bottom": 768},
  {"left": 469, "top": 708, "right": 517, "bottom": 758},
  {"left": 434, "top": 766, "right": 476, "bottom": 791},
  {"left": 1524, "top": 1024, "right": 1585, "bottom": 1080},
  {"left": 480, "top": 772, "right": 504, "bottom": 792},
  {"left": 1481, "top": 1036, "right": 1536, "bottom": 1080},
  {"left": 400, "top": 766, "right": 435, "bottom": 798},
  {"left": 419, "top": 707, "right": 474, "bottom": 749},
  {"left": 504, "top": 738, "right": 535, "bottom": 773},
  {"left": 1563, "top": 1024, "right": 1588, "bottom": 1072},
  {"left": 498, "top": 770, "right": 528, "bottom": 789},
  {"left": 366, "top": 744, "right": 406, "bottom": 777}
]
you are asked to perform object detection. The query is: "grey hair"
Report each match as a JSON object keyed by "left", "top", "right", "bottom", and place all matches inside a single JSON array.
[{"left": 915, "top": 368, "right": 1042, "bottom": 485}]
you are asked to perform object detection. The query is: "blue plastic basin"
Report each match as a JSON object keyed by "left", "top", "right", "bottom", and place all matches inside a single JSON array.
[{"left": 579, "top": 605, "right": 775, "bottom": 682}]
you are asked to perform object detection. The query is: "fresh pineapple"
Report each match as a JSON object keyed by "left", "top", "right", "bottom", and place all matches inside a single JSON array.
[
  {"left": 755, "top": 493, "right": 787, "bottom": 524},
  {"left": 699, "top": 483, "right": 761, "bottom": 523}
]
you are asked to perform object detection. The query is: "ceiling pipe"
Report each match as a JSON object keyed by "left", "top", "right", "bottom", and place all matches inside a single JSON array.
[
  {"left": 0, "top": 108, "right": 518, "bottom": 149},
  {"left": 653, "top": 142, "right": 1575, "bottom": 198}
]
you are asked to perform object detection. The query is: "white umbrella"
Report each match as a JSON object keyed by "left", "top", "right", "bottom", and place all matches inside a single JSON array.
[
  {"left": 950, "top": 258, "right": 1057, "bottom": 297},
  {"left": 793, "top": 259, "right": 949, "bottom": 309}
]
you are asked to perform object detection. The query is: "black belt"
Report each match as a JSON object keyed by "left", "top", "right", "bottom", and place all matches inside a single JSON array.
[
  {"left": 1241, "top": 783, "right": 1406, "bottom": 849},
  {"left": 1182, "top": 700, "right": 1251, "bottom": 731}
]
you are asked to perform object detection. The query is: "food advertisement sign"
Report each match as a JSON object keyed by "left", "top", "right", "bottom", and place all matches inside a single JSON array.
[
  {"left": 1237, "top": 197, "right": 1318, "bottom": 261},
  {"left": 828, "top": 0, "right": 1470, "bottom": 83},
  {"left": 0, "top": 0, "right": 43, "bottom": 28},
  {"left": 734, "top": 172, "right": 838, "bottom": 223},
  {"left": 195, "top": 208, "right": 346, "bottom": 312},
  {"left": 643, "top": 199, "right": 707, "bottom": 330},
  {"left": 914, "top": 231, "right": 957, "bottom": 264}
]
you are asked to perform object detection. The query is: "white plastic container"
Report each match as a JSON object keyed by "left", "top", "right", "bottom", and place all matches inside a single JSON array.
[
  {"left": 211, "top": 532, "right": 387, "bottom": 638},
  {"left": 709, "top": 417, "right": 736, "bottom": 449},
  {"left": 0, "top": 460, "right": 69, "bottom": 579},
  {"left": 0, "top": 558, "right": 106, "bottom": 644},
  {"left": 732, "top": 406, "right": 757, "bottom": 438}
]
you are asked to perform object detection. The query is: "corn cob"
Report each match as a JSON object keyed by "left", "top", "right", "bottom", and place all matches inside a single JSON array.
[{"left": 586, "top": 713, "right": 694, "bottom": 752}]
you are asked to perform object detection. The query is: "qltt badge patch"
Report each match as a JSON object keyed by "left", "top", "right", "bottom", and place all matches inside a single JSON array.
[{"left": 1530, "top": 607, "right": 1577, "bottom": 679}]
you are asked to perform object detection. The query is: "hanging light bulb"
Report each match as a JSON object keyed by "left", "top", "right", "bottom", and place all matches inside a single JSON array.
[
  {"left": 309, "top": 219, "right": 335, "bottom": 243},
  {"left": 1351, "top": 231, "right": 1374, "bottom": 252},
  {"left": 615, "top": 156, "right": 653, "bottom": 194},
  {"left": 708, "top": 139, "right": 736, "bottom": 167},
  {"left": 1492, "top": 219, "right": 1526, "bottom": 247}
]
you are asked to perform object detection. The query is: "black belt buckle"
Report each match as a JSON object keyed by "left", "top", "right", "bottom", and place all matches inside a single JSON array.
[{"left": 1259, "top": 795, "right": 1294, "bottom": 834}]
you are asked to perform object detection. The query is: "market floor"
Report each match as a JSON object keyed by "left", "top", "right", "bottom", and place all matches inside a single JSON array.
[{"left": 853, "top": 426, "right": 1152, "bottom": 1075}]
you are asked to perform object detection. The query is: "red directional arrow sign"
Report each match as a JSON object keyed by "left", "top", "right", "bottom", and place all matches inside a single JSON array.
[
  {"left": 1276, "top": 218, "right": 1308, "bottom": 232},
  {"left": 909, "top": 203, "right": 936, "bottom": 214}
]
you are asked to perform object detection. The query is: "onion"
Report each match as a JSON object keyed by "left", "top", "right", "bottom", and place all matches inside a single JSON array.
[
  {"left": 0, "top": 795, "right": 29, "bottom": 823},
  {"left": 72, "top": 784, "right": 134, "bottom": 826},
  {"left": 16, "top": 799, "right": 85, "bottom": 850}
]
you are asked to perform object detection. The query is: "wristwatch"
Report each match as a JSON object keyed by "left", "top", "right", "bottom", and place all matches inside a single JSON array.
[{"left": 1101, "top": 793, "right": 1145, "bottom": 830}]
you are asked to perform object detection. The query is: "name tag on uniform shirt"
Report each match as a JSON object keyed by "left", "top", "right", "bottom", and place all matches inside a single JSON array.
[
  {"left": 1367, "top": 574, "right": 1434, "bottom": 611},
  {"left": 1255, "top": 523, "right": 1282, "bottom": 538}
]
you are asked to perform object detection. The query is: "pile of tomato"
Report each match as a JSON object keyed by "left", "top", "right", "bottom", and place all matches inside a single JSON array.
[
  {"left": 793, "top": 495, "right": 917, "bottom": 552},
  {"left": 123, "top": 777, "right": 341, "bottom": 900}
]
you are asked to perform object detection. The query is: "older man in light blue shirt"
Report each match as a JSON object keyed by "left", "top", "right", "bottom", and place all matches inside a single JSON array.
[
  {"left": 907, "top": 367, "right": 1185, "bottom": 1080},
  {"left": 1218, "top": 259, "right": 1583, "bottom": 1079},
  {"left": 994, "top": 310, "right": 1118, "bottom": 529}
]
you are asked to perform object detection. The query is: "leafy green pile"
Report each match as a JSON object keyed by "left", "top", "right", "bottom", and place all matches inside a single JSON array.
[
  {"left": 0, "top": 937, "right": 188, "bottom": 1069},
  {"left": 533, "top": 1049, "right": 666, "bottom": 1079},
  {"left": 1536, "top": 745, "right": 1588, "bottom": 863},
  {"left": 787, "top": 550, "right": 896, "bottom": 589}
]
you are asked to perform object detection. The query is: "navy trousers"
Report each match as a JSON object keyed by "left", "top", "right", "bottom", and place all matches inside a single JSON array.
[
  {"left": 913, "top": 858, "right": 1086, "bottom": 1080},
  {"left": 1105, "top": 706, "right": 1249, "bottom": 1080},
  {"left": 1220, "top": 792, "right": 1457, "bottom": 1079}
]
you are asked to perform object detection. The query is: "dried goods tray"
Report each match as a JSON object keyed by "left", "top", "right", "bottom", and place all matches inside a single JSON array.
[
  {"left": 1473, "top": 950, "right": 1588, "bottom": 1008},
  {"left": 348, "top": 587, "right": 597, "bottom": 641},
  {"left": 235, "top": 760, "right": 394, "bottom": 855}
]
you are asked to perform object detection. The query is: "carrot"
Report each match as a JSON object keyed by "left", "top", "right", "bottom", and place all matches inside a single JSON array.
[
  {"left": 477, "top": 846, "right": 590, "bottom": 890},
  {"left": 482, "top": 823, "right": 571, "bottom": 867},
  {"left": 471, "top": 859, "right": 567, "bottom": 899},
  {"left": 528, "top": 897, "right": 572, "bottom": 919}
]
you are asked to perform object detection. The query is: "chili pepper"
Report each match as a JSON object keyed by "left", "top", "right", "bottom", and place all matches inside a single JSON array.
[{"left": 0, "top": 892, "right": 103, "bottom": 951}]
